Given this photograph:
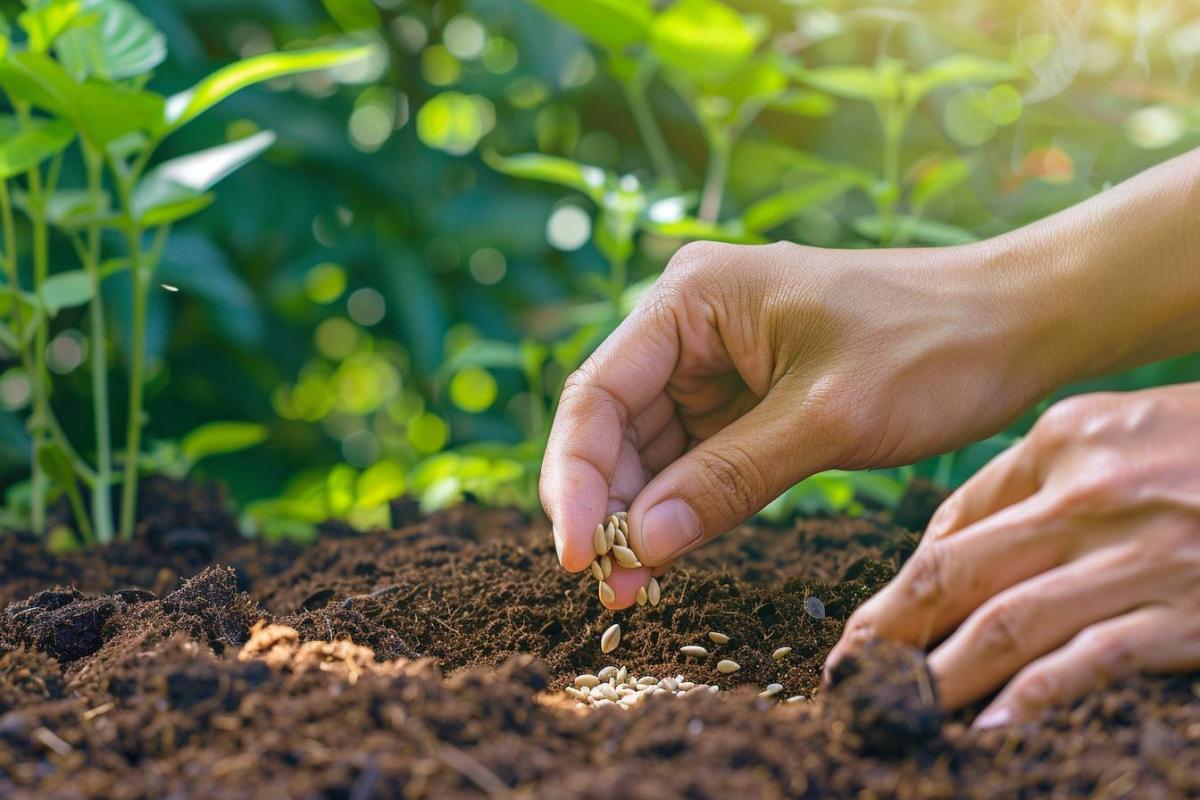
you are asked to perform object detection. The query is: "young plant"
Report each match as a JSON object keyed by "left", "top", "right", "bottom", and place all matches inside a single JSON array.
[{"left": 0, "top": 0, "right": 371, "bottom": 543}]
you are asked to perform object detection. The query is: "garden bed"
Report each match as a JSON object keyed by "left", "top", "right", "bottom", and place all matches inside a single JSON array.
[{"left": 0, "top": 481, "right": 1197, "bottom": 798}]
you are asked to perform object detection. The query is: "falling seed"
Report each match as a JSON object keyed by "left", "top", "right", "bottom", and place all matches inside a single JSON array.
[
  {"left": 593, "top": 524, "right": 609, "bottom": 556},
  {"left": 612, "top": 545, "right": 641, "bottom": 568},
  {"left": 601, "top": 624, "right": 621, "bottom": 653},
  {"left": 707, "top": 632, "right": 730, "bottom": 645},
  {"left": 589, "top": 561, "right": 605, "bottom": 582},
  {"left": 716, "top": 660, "right": 740, "bottom": 674},
  {"left": 759, "top": 683, "right": 783, "bottom": 698},
  {"left": 648, "top": 577, "right": 661, "bottom": 606},
  {"left": 604, "top": 522, "right": 616, "bottom": 550},
  {"left": 599, "top": 555, "right": 613, "bottom": 578},
  {"left": 772, "top": 647, "right": 792, "bottom": 660},
  {"left": 575, "top": 674, "right": 600, "bottom": 688},
  {"left": 636, "top": 586, "right": 648, "bottom": 606},
  {"left": 805, "top": 596, "right": 826, "bottom": 620},
  {"left": 598, "top": 581, "right": 615, "bottom": 605},
  {"left": 680, "top": 645, "right": 708, "bottom": 657},
  {"left": 613, "top": 529, "right": 628, "bottom": 548}
]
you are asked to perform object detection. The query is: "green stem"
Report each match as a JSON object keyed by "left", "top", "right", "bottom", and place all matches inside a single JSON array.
[
  {"left": 83, "top": 146, "right": 114, "bottom": 544},
  {"left": 26, "top": 165, "right": 50, "bottom": 535},
  {"left": 698, "top": 128, "right": 731, "bottom": 223},
  {"left": 878, "top": 103, "right": 906, "bottom": 246},
  {"left": 609, "top": 254, "right": 627, "bottom": 321},
  {"left": 622, "top": 62, "right": 678, "bottom": 187},
  {"left": 117, "top": 216, "right": 145, "bottom": 541},
  {"left": 62, "top": 476, "right": 94, "bottom": 545}
]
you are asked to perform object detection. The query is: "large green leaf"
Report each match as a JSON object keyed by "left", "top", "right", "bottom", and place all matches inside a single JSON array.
[
  {"left": 651, "top": 0, "right": 760, "bottom": 81},
  {"left": 163, "top": 45, "right": 373, "bottom": 133},
  {"left": 482, "top": 150, "right": 607, "bottom": 202},
  {"left": 40, "top": 269, "right": 93, "bottom": 314},
  {"left": 0, "top": 113, "right": 74, "bottom": 178},
  {"left": 181, "top": 421, "right": 268, "bottom": 463},
  {"left": 55, "top": 0, "right": 166, "bottom": 81},
  {"left": 532, "top": 0, "right": 653, "bottom": 52},
  {"left": 130, "top": 179, "right": 212, "bottom": 226},
  {"left": 0, "top": 50, "right": 77, "bottom": 115},
  {"left": 909, "top": 53, "right": 1020, "bottom": 99},
  {"left": 76, "top": 81, "right": 164, "bottom": 145},
  {"left": 799, "top": 65, "right": 885, "bottom": 103},
  {"left": 742, "top": 178, "right": 851, "bottom": 233},
  {"left": 18, "top": 0, "right": 85, "bottom": 54}
]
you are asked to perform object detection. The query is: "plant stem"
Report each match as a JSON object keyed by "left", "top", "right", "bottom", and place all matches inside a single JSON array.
[
  {"left": 878, "top": 104, "right": 905, "bottom": 245},
  {"left": 117, "top": 216, "right": 145, "bottom": 541},
  {"left": 622, "top": 62, "right": 678, "bottom": 187},
  {"left": 62, "top": 476, "right": 94, "bottom": 545},
  {"left": 608, "top": 254, "right": 627, "bottom": 321},
  {"left": 83, "top": 146, "right": 115, "bottom": 544},
  {"left": 698, "top": 128, "right": 731, "bottom": 223},
  {"left": 26, "top": 166, "right": 51, "bottom": 535}
]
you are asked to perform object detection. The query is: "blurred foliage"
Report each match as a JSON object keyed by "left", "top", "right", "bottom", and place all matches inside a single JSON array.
[{"left": 2, "top": 0, "right": 1199, "bottom": 541}]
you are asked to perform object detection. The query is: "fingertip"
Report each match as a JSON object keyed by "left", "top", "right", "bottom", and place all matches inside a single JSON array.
[
  {"left": 605, "top": 564, "right": 653, "bottom": 608},
  {"left": 971, "top": 705, "right": 1014, "bottom": 731}
]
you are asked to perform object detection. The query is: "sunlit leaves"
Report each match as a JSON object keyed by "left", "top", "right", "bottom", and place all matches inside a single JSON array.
[
  {"left": 532, "top": 0, "right": 653, "bottom": 53},
  {"left": 483, "top": 150, "right": 606, "bottom": 202},
  {"left": 41, "top": 188, "right": 112, "bottom": 229},
  {"left": 18, "top": 0, "right": 84, "bottom": 54},
  {"left": 416, "top": 91, "right": 495, "bottom": 155},
  {"left": 181, "top": 421, "right": 268, "bottom": 463},
  {"left": 742, "top": 178, "right": 851, "bottom": 233},
  {"left": 0, "top": 114, "right": 74, "bottom": 178},
  {"left": 0, "top": 50, "right": 76, "bottom": 114},
  {"left": 76, "top": 82, "right": 164, "bottom": 145},
  {"left": 650, "top": 0, "right": 760, "bottom": 82},
  {"left": 798, "top": 65, "right": 883, "bottom": 102},
  {"left": 55, "top": 0, "right": 167, "bottom": 81},
  {"left": 910, "top": 53, "right": 1020, "bottom": 99}
]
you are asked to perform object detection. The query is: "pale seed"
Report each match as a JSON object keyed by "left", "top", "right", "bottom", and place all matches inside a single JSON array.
[
  {"left": 593, "top": 698, "right": 614, "bottom": 707},
  {"left": 619, "top": 693, "right": 642, "bottom": 707},
  {"left": 617, "top": 517, "right": 628, "bottom": 537},
  {"left": 600, "top": 624, "right": 621, "bottom": 653},
  {"left": 759, "top": 683, "right": 783, "bottom": 698},
  {"left": 785, "top": 695, "right": 806, "bottom": 704},
  {"left": 589, "top": 561, "right": 605, "bottom": 582},
  {"left": 596, "top": 683, "right": 618, "bottom": 701},
  {"left": 604, "top": 522, "right": 616, "bottom": 550},
  {"left": 566, "top": 686, "right": 586, "bottom": 699},
  {"left": 598, "top": 581, "right": 615, "bottom": 605},
  {"left": 716, "top": 659, "right": 741, "bottom": 674},
  {"left": 772, "top": 647, "right": 792, "bottom": 660},
  {"left": 648, "top": 577, "right": 661, "bottom": 606},
  {"left": 617, "top": 686, "right": 634, "bottom": 698},
  {"left": 575, "top": 674, "right": 600, "bottom": 688},
  {"left": 680, "top": 645, "right": 708, "bottom": 657},
  {"left": 707, "top": 632, "right": 730, "bottom": 645},
  {"left": 678, "top": 681, "right": 696, "bottom": 690},
  {"left": 598, "top": 666, "right": 617, "bottom": 681},
  {"left": 637, "top": 676, "right": 658, "bottom": 686},
  {"left": 708, "top": 685, "right": 719, "bottom": 693},
  {"left": 659, "top": 678, "right": 679, "bottom": 692},
  {"left": 612, "top": 545, "right": 641, "bottom": 568},
  {"left": 613, "top": 528, "right": 628, "bottom": 548},
  {"left": 636, "top": 586, "right": 648, "bottom": 606},
  {"left": 615, "top": 511, "right": 627, "bottom": 521},
  {"left": 599, "top": 555, "right": 613, "bottom": 578},
  {"left": 686, "top": 684, "right": 708, "bottom": 694},
  {"left": 616, "top": 666, "right": 628, "bottom": 684},
  {"left": 592, "top": 524, "right": 609, "bottom": 556}
]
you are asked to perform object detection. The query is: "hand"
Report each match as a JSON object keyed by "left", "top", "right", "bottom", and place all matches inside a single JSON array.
[
  {"left": 826, "top": 384, "right": 1200, "bottom": 727},
  {"left": 540, "top": 239, "right": 1048, "bottom": 607}
]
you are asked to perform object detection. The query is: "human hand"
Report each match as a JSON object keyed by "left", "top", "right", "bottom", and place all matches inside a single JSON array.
[
  {"left": 540, "top": 240, "right": 1049, "bottom": 607},
  {"left": 826, "top": 383, "right": 1200, "bottom": 727}
]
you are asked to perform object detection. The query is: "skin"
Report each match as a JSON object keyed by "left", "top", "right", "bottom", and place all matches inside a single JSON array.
[{"left": 540, "top": 147, "right": 1200, "bottom": 726}]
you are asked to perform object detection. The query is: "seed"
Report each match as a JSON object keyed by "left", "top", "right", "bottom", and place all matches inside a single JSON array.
[
  {"left": 615, "top": 511, "right": 627, "bottom": 521},
  {"left": 619, "top": 693, "right": 642, "bottom": 707},
  {"left": 680, "top": 645, "right": 708, "bottom": 657},
  {"left": 617, "top": 517, "right": 628, "bottom": 536},
  {"left": 772, "top": 647, "right": 792, "bottom": 660},
  {"left": 598, "top": 666, "right": 617, "bottom": 681},
  {"left": 566, "top": 686, "right": 586, "bottom": 699},
  {"left": 708, "top": 685, "right": 719, "bottom": 693},
  {"left": 600, "top": 623, "right": 621, "bottom": 653},
  {"left": 759, "top": 683, "right": 783, "bottom": 698},
  {"left": 616, "top": 666, "right": 628, "bottom": 684},
  {"left": 716, "top": 659, "right": 740, "bottom": 674},
  {"left": 599, "top": 555, "right": 613, "bottom": 578},
  {"left": 604, "top": 522, "right": 616, "bottom": 550},
  {"left": 637, "top": 676, "right": 658, "bottom": 686},
  {"left": 592, "top": 524, "right": 609, "bottom": 556},
  {"left": 592, "top": 698, "right": 614, "bottom": 707},
  {"left": 575, "top": 674, "right": 600, "bottom": 688},
  {"left": 785, "top": 695, "right": 806, "bottom": 704},
  {"left": 678, "top": 681, "right": 695, "bottom": 690},
  {"left": 636, "top": 586, "right": 648, "bottom": 606},
  {"left": 659, "top": 678, "right": 678, "bottom": 692},
  {"left": 648, "top": 577, "right": 661, "bottom": 606},
  {"left": 617, "top": 685, "right": 634, "bottom": 698},
  {"left": 686, "top": 684, "right": 708, "bottom": 694},
  {"left": 707, "top": 632, "right": 730, "bottom": 645},
  {"left": 612, "top": 545, "right": 641, "bottom": 568},
  {"left": 805, "top": 596, "right": 826, "bottom": 620},
  {"left": 589, "top": 561, "right": 605, "bottom": 582},
  {"left": 613, "top": 528, "right": 628, "bottom": 548},
  {"left": 596, "top": 683, "right": 619, "bottom": 701},
  {"left": 598, "top": 581, "right": 615, "bottom": 605}
]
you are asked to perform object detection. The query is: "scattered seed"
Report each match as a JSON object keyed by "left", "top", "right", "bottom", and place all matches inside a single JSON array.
[
  {"left": 599, "top": 555, "right": 613, "bottom": 578},
  {"left": 659, "top": 677, "right": 679, "bottom": 692},
  {"left": 592, "top": 524, "right": 609, "bottom": 556},
  {"left": 636, "top": 586, "right": 648, "bottom": 606},
  {"left": 678, "top": 681, "right": 695, "bottom": 690},
  {"left": 598, "top": 581, "right": 615, "bottom": 605},
  {"left": 648, "top": 577, "right": 661, "bottom": 606},
  {"left": 597, "top": 666, "right": 617, "bottom": 681},
  {"left": 785, "top": 695, "right": 806, "bottom": 704},
  {"left": 600, "top": 624, "right": 621, "bottom": 653},
  {"left": 759, "top": 683, "right": 783, "bottom": 698},
  {"left": 611, "top": 545, "right": 641, "bottom": 568},
  {"left": 575, "top": 674, "right": 600, "bottom": 688},
  {"left": 566, "top": 687, "right": 586, "bottom": 699},
  {"left": 616, "top": 666, "right": 628, "bottom": 684},
  {"left": 680, "top": 645, "right": 709, "bottom": 657},
  {"left": 708, "top": 685, "right": 719, "bottom": 693},
  {"left": 596, "top": 683, "right": 619, "bottom": 701},
  {"left": 772, "top": 647, "right": 792, "bottom": 660},
  {"left": 716, "top": 659, "right": 740, "bottom": 674},
  {"left": 589, "top": 561, "right": 605, "bottom": 582},
  {"left": 613, "top": 528, "right": 628, "bottom": 548},
  {"left": 707, "top": 632, "right": 730, "bottom": 645},
  {"left": 619, "top": 693, "right": 642, "bottom": 707},
  {"left": 637, "top": 676, "right": 658, "bottom": 686},
  {"left": 805, "top": 596, "right": 826, "bottom": 620}
]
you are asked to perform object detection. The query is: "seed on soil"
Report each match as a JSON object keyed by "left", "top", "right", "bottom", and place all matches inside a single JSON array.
[
  {"left": 616, "top": 666, "right": 627, "bottom": 683},
  {"left": 772, "top": 647, "right": 792, "bottom": 660},
  {"left": 636, "top": 586, "right": 647, "bottom": 606},
  {"left": 600, "top": 624, "right": 621, "bottom": 653},
  {"left": 680, "top": 645, "right": 708, "bottom": 657},
  {"left": 659, "top": 677, "right": 678, "bottom": 692},
  {"left": 805, "top": 596, "right": 826, "bottom": 620},
  {"left": 759, "top": 683, "right": 783, "bottom": 698},
  {"left": 717, "top": 659, "right": 741, "bottom": 674},
  {"left": 611, "top": 545, "right": 641, "bottom": 568},
  {"left": 637, "top": 676, "right": 658, "bottom": 686},
  {"left": 589, "top": 561, "right": 605, "bottom": 582},
  {"left": 707, "top": 632, "right": 730, "bottom": 645},
  {"left": 785, "top": 695, "right": 806, "bottom": 704},
  {"left": 592, "top": 524, "right": 609, "bottom": 556},
  {"left": 598, "top": 581, "right": 615, "bottom": 605},
  {"left": 575, "top": 674, "right": 600, "bottom": 688},
  {"left": 599, "top": 555, "right": 613, "bottom": 578},
  {"left": 597, "top": 666, "right": 617, "bottom": 681},
  {"left": 648, "top": 577, "right": 661, "bottom": 606},
  {"left": 566, "top": 687, "right": 586, "bottom": 699}
]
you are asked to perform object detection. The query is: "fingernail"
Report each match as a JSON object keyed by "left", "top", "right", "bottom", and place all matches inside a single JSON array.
[
  {"left": 972, "top": 706, "right": 1012, "bottom": 730},
  {"left": 552, "top": 527, "right": 565, "bottom": 566},
  {"left": 641, "top": 499, "right": 701, "bottom": 563}
]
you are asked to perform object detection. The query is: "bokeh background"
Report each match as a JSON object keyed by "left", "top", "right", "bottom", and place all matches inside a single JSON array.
[{"left": 2, "top": 0, "right": 1198, "bottom": 538}]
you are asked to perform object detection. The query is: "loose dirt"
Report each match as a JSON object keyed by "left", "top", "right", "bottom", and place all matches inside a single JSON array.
[{"left": 0, "top": 480, "right": 1197, "bottom": 798}]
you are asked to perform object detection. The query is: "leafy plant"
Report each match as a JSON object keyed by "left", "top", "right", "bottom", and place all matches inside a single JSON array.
[{"left": 0, "top": 0, "right": 371, "bottom": 543}]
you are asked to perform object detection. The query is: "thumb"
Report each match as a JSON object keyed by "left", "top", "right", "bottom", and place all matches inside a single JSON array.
[{"left": 626, "top": 389, "right": 834, "bottom": 566}]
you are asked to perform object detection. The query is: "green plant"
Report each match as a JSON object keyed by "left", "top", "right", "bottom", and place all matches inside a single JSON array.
[{"left": 0, "top": 0, "right": 370, "bottom": 543}]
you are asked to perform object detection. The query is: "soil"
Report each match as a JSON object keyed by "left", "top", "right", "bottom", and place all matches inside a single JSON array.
[{"left": 1, "top": 479, "right": 1197, "bottom": 798}]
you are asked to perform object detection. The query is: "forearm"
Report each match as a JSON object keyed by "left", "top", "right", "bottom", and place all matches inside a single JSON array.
[{"left": 986, "top": 148, "right": 1200, "bottom": 392}]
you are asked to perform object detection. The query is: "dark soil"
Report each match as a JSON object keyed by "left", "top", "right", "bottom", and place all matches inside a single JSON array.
[{"left": 1, "top": 479, "right": 1197, "bottom": 798}]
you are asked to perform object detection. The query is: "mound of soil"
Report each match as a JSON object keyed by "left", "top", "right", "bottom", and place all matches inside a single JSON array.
[{"left": 0, "top": 480, "right": 1197, "bottom": 797}]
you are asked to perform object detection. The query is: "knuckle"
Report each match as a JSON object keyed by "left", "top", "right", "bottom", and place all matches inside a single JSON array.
[
  {"left": 663, "top": 240, "right": 726, "bottom": 285},
  {"left": 1072, "top": 627, "right": 1137, "bottom": 679},
  {"left": 1034, "top": 394, "right": 1105, "bottom": 442},
  {"left": 696, "top": 444, "right": 763, "bottom": 519},
  {"left": 971, "top": 596, "right": 1029, "bottom": 659},
  {"left": 900, "top": 543, "right": 951, "bottom": 608},
  {"left": 926, "top": 493, "right": 964, "bottom": 539},
  {"left": 559, "top": 369, "right": 627, "bottom": 429},
  {"left": 1009, "top": 667, "right": 1060, "bottom": 710}
]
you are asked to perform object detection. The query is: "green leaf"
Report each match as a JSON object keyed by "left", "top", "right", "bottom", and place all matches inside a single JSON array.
[
  {"left": 75, "top": 81, "right": 165, "bottom": 145},
  {"left": 0, "top": 50, "right": 77, "bottom": 115},
  {"left": 482, "top": 150, "right": 607, "bottom": 202},
  {"left": 910, "top": 156, "right": 969, "bottom": 209},
  {"left": 0, "top": 114, "right": 74, "bottom": 178},
  {"left": 799, "top": 65, "right": 884, "bottom": 102},
  {"left": 40, "top": 269, "right": 93, "bottom": 314},
  {"left": 651, "top": 0, "right": 760, "bottom": 81},
  {"left": 131, "top": 179, "right": 213, "bottom": 226},
  {"left": 164, "top": 45, "right": 373, "bottom": 133},
  {"left": 55, "top": 0, "right": 166, "bottom": 81},
  {"left": 854, "top": 214, "right": 977, "bottom": 246},
  {"left": 909, "top": 54, "right": 1020, "bottom": 99},
  {"left": 181, "top": 421, "right": 268, "bottom": 463},
  {"left": 532, "top": 0, "right": 652, "bottom": 52},
  {"left": 355, "top": 460, "right": 406, "bottom": 508},
  {"left": 18, "top": 0, "right": 85, "bottom": 54},
  {"left": 768, "top": 89, "right": 835, "bottom": 117},
  {"left": 41, "top": 187, "right": 113, "bottom": 228},
  {"left": 742, "top": 178, "right": 851, "bottom": 233}
]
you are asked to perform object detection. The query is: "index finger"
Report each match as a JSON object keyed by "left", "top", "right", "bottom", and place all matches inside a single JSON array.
[{"left": 540, "top": 299, "right": 680, "bottom": 572}]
